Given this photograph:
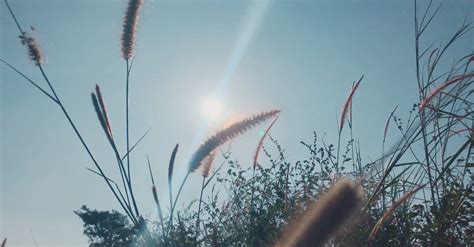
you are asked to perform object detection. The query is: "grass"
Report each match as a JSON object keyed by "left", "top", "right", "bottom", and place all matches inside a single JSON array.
[{"left": 1, "top": 0, "right": 473, "bottom": 246}]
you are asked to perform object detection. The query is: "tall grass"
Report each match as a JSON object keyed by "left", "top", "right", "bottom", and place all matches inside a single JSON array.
[{"left": 1, "top": 0, "right": 472, "bottom": 246}]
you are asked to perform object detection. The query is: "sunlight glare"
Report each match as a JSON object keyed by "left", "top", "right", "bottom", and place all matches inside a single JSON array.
[{"left": 201, "top": 97, "right": 224, "bottom": 122}]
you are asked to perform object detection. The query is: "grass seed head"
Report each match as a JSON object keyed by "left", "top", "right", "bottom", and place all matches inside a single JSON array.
[
  {"left": 201, "top": 150, "right": 217, "bottom": 177},
  {"left": 152, "top": 185, "right": 159, "bottom": 204},
  {"left": 19, "top": 33, "right": 43, "bottom": 65},
  {"left": 189, "top": 109, "right": 280, "bottom": 174},
  {"left": 339, "top": 76, "right": 363, "bottom": 132},
  {"left": 276, "top": 178, "right": 363, "bottom": 247},
  {"left": 121, "top": 0, "right": 143, "bottom": 60}
]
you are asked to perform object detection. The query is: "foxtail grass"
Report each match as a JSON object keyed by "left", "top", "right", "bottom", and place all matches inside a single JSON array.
[
  {"left": 147, "top": 155, "right": 166, "bottom": 244},
  {"left": 121, "top": 0, "right": 143, "bottom": 60},
  {"left": 189, "top": 109, "right": 281, "bottom": 173},
  {"left": 201, "top": 150, "right": 217, "bottom": 178},
  {"left": 170, "top": 109, "right": 280, "bottom": 233},
  {"left": 3, "top": 0, "right": 139, "bottom": 225},
  {"left": 253, "top": 114, "right": 279, "bottom": 170},
  {"left": 418, "top": 73, "right": 474, "bottom": 111},
  {"left": 120, "top": 0, "right": 145, "bottom": 219},
  {"left": 339, "top": 75, "right": 363, "bottom": 133},
  {"left": 368, "top": 184, "right": 425, "bottom": 244},
  {"left": 19, "top": 33, "right": 43, "bottom": 65},
  {"left": 168, "top": 143, "right": 179, "bottom": 208},
  {"left": 276, "top": 178, "right": 363, "bottom": 247}
]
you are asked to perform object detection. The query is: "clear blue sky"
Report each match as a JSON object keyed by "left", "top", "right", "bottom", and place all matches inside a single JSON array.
[{"left": 1, "top": 0, "right": 472, "bottom": 245}]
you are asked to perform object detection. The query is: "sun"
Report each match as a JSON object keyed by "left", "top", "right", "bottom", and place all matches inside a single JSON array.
[{"left": 201, "top": 97, "right": 224, "bottom": 121}]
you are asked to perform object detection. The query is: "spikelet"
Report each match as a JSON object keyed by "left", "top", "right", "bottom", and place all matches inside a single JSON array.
[
  {"left": 168, "top": 143, "right": 179, "bottom": 186},
  {"left": 253, "top": 114, "right": 279, "bottom": 170},
  {"left": 201, "top": 150, "right": 217, "bottom": 177},
  {"left": 276, "top": 178, "right": 363, "bottom": 247},
  {"left": 189, "top": 109, "right": 280, "bottom": 173},
  {"left": 348, "top": 81, "right": 355, "bottom": 125},
  {"left": 95, "top": 85, "right": 113, "bottom": 139},
  {"left": 152, "top": 185, "right": 159, "bottom": 204},
  {"left": 19, "top": 32, "right": 43, "bottom": 65},
  {"left": 339, "top": 76, "right": 363, "bottom": 132},
  {"left": 1, "top": 238, "right": 6, "bottom": 247},
  {"left": 121, "top": 0, "right": 143, "bottom": 60},
  {"left": 368, "top": 185, "right": 424, "bottom": 242},
  {"left": 419, "top": 73, "right": 474, "bottom": 111},
  {"left": 91, "top": 93, "right": 108, "bottom": 137}
]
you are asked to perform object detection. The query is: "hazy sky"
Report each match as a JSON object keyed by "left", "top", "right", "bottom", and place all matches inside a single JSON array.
[{"left": 1, "top": 0, "right": 472, "bottom": 245}]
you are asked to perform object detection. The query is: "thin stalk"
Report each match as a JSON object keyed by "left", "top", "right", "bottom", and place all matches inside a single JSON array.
[
  {"left": 195, "top": 177, "right": 206, "bottom": 238},
  {"left": 169, "top": 172, "right": 190, "bottom": 228},
  {"left": 4, "top": 0, "right": 24, "bottom": 34},
  {"left": 120, "top": 127, "right": 152, "bottom": 161},
  {"left": 0, "top": 59, "right": 58, "bottom": 103},
  {"left": 6, "top": 0, "right": 137, "bottom": 224},
  {"left": 415, "top": 0, "right": 438, "bottom": 210},
  {"left": 124, "top": 59, "right": 140, "bottom": 217},
  {"left": 86, "top": 167, "right": 134, "bottom": 218},
  {"left": 336, "top": 131, "right": 342, "bottom": 176},
  {"left": 38, "top": 65, "right": 137, "bottom": 223},
  {"left": 147, "top": 156, "right": 166, "bottom": 245},
  {"left": 126, "top": 59, "right": 131, "bottom": 180},
  {"left": 110, "top": 140, "right": 133, "bottom": 211}
]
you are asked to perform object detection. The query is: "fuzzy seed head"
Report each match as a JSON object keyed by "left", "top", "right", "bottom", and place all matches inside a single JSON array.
[
  {"left": 201, "top": 150, "right": 217, "bottom": 177},
  {"left": 121, "top": 0, "right": 143, "bottom": 60},
  {"left": 91, "top": 93, "right": 108, "bottom": 135},
  {"left": 339, "top": 76, "right": 363, "bottom": 132},
  {"left": 276, "top": 178, "right": 363, "bottom": 247},
  {"left": 189, "top": 109, "right": 280, "bottom": 174},
  {"left": 19, "top": 32, "right": 43, "bottom": 65},
  {"left": 152, "top": 185, "right": 159, "bottom": 204},
  {"left": 95, "top": 85, "right": 113, "bottom": 139}
]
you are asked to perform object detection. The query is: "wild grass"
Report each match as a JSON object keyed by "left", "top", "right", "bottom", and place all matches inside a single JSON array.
[{"left": 1, "top": 0, "right": 473, "bottom": 246}]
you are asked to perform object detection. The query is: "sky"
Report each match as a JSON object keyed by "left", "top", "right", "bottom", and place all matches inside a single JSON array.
[{"left": 1, "top": 0, "right": 472, "bottom": 246}]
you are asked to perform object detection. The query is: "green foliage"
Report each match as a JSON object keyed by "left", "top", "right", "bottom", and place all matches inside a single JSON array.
[
  {"left": 74, "top": 205, "right": 141, "bottom": 246},
  {"left": 77, "top": 131, "right": 473, "bottom": 246}
]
